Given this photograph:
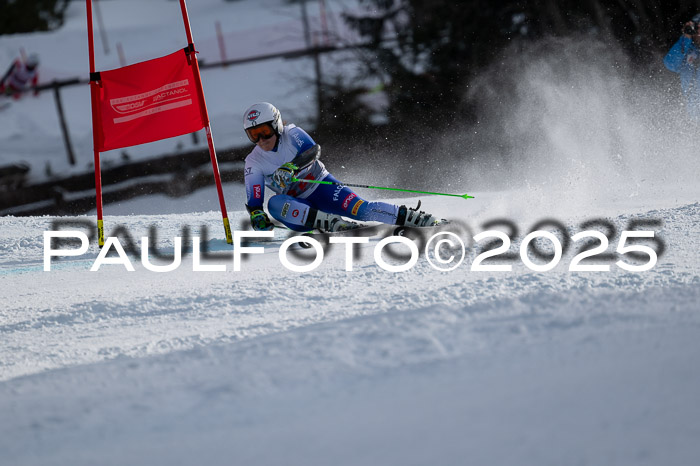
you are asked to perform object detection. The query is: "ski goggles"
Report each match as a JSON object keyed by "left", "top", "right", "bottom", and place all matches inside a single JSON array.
[{"left": 246, "top": 123, "right": 276, "bottom": 143}]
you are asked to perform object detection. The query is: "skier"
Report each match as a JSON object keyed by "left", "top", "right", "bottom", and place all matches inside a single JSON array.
[
  {"left": 242, "top": 102, "right": 440, "bottom": 232},
  {"left": 664, "top": 14, "right": 700, "bottom": 119},
  {"left": 0, "top": 54, "right": 40, "bottom": 100}
]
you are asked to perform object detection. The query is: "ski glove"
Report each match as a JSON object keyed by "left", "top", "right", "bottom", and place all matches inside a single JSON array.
[
  {"left": 250, "top": 209, "right": 274, "bottom": 231},
  {"left": 272, "top": 162, "right": 298, "bottom": 190}
]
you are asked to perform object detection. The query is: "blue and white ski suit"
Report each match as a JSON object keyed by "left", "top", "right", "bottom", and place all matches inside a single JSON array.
[
  {"left": 244, "top": 124, "right": 399, "bottom": 231},
  {"left": 664, "top": 36, "right": 700, "bottom": 119}
]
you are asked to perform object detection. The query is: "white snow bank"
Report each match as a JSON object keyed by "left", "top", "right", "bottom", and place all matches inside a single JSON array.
[{"left": 1, "top": 193, "right": 699, "bottom": 465}]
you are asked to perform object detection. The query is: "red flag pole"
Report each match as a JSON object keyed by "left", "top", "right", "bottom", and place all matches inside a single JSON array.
[
  {"left": 179, "top": 0, "right": 232, "bottom": 244},
  {"left": 86, "top": 0, "right": 105, "bottom": 246}
]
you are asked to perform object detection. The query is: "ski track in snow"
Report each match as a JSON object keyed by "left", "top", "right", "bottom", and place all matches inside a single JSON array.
[
  {"left": 2, "top": 0, "right": 699, "bottom": 463},
  {"left": 1, "top": 198, "right": 699, "bottom": 464},
  {"left": 1, "top": 202, "right": 698, "bottom": 383}
]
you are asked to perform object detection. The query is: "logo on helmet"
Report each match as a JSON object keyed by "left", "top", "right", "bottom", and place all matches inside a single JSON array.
[{"left": 247, "top": 110, "right": 261, "bottom": 122}]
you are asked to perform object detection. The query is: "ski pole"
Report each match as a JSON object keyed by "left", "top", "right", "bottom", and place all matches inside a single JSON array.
[{"left": 291, "top": 178, "right": 474, "bottom": 199}]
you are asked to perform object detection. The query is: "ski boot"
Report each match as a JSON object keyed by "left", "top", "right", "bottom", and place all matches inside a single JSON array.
[
  {"left": 394, "top": 201, "right": 447, "bottom": 235},
  {"left": 312, "top": 211, "right": 362, "bottom": 232},
  {"left": 396, "top": 200, "right": 440, "bottom": 227}
]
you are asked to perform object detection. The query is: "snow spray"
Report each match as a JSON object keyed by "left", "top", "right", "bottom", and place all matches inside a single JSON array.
[{"left": 456, "top": 36, "right": 700, "bottom": 210}]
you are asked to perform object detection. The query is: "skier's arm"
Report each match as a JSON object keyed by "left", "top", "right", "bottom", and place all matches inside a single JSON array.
[
  {"left": 244, "top": 162, "right": 275, "bottom": 230},
  {"left": 291, "top": 144, "right": 321, "bottom": 170},
  {"left": 269, "top": 127, "right": 319, "bottom": 190},
  {"left": 287, "top": 126, "right": 316, "bottom": 156},
  {"left": 664, "top": 36, "right": 693, "bottom": 73},
  {"left": 0, "top": 61, "right": 17, "bottom": 85},
  {"left": 244, "top": 162, "right": 266, "bottom": 210},
  {"left": 271, "top": 144, "right": 322, "bottom": 190}
]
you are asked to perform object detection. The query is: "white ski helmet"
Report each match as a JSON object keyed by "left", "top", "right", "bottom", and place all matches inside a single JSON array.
[
  {"left": 243, "top": 102, "right": 284, "bottom": 143},
  {"left": 25, "top": 53, "right": 39, "bottom": 69}
]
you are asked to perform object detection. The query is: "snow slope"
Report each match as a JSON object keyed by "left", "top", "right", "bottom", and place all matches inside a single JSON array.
[
  {"left": 1, "top": 190, "right": 699, "bottom": 465},
  {"left": 2, "top": 1, "right": 700, "bottom": 465}
]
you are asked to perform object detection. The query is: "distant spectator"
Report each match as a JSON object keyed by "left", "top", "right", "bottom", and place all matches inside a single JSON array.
[
  {"left": 0, "top": 53, "right": 40, "bottom": 100},
  {"left": 664, "top": 14, "right": 700, "bottom": 119}
]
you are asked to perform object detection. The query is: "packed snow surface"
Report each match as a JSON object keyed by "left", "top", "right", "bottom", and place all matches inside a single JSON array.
[
  {"left": 2, "top": 0, "right": 700, "bottom": 464},
  {"left": 1, "top": 189, "right": 699, "bottom": 465}
]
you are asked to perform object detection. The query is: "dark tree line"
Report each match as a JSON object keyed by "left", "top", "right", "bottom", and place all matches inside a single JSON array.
[
  {"left": 0, "top": 0, "right": 69, "bottom": 35},
  {"left": 320, "top": 0, "right": 699, "bottom": 135}
]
